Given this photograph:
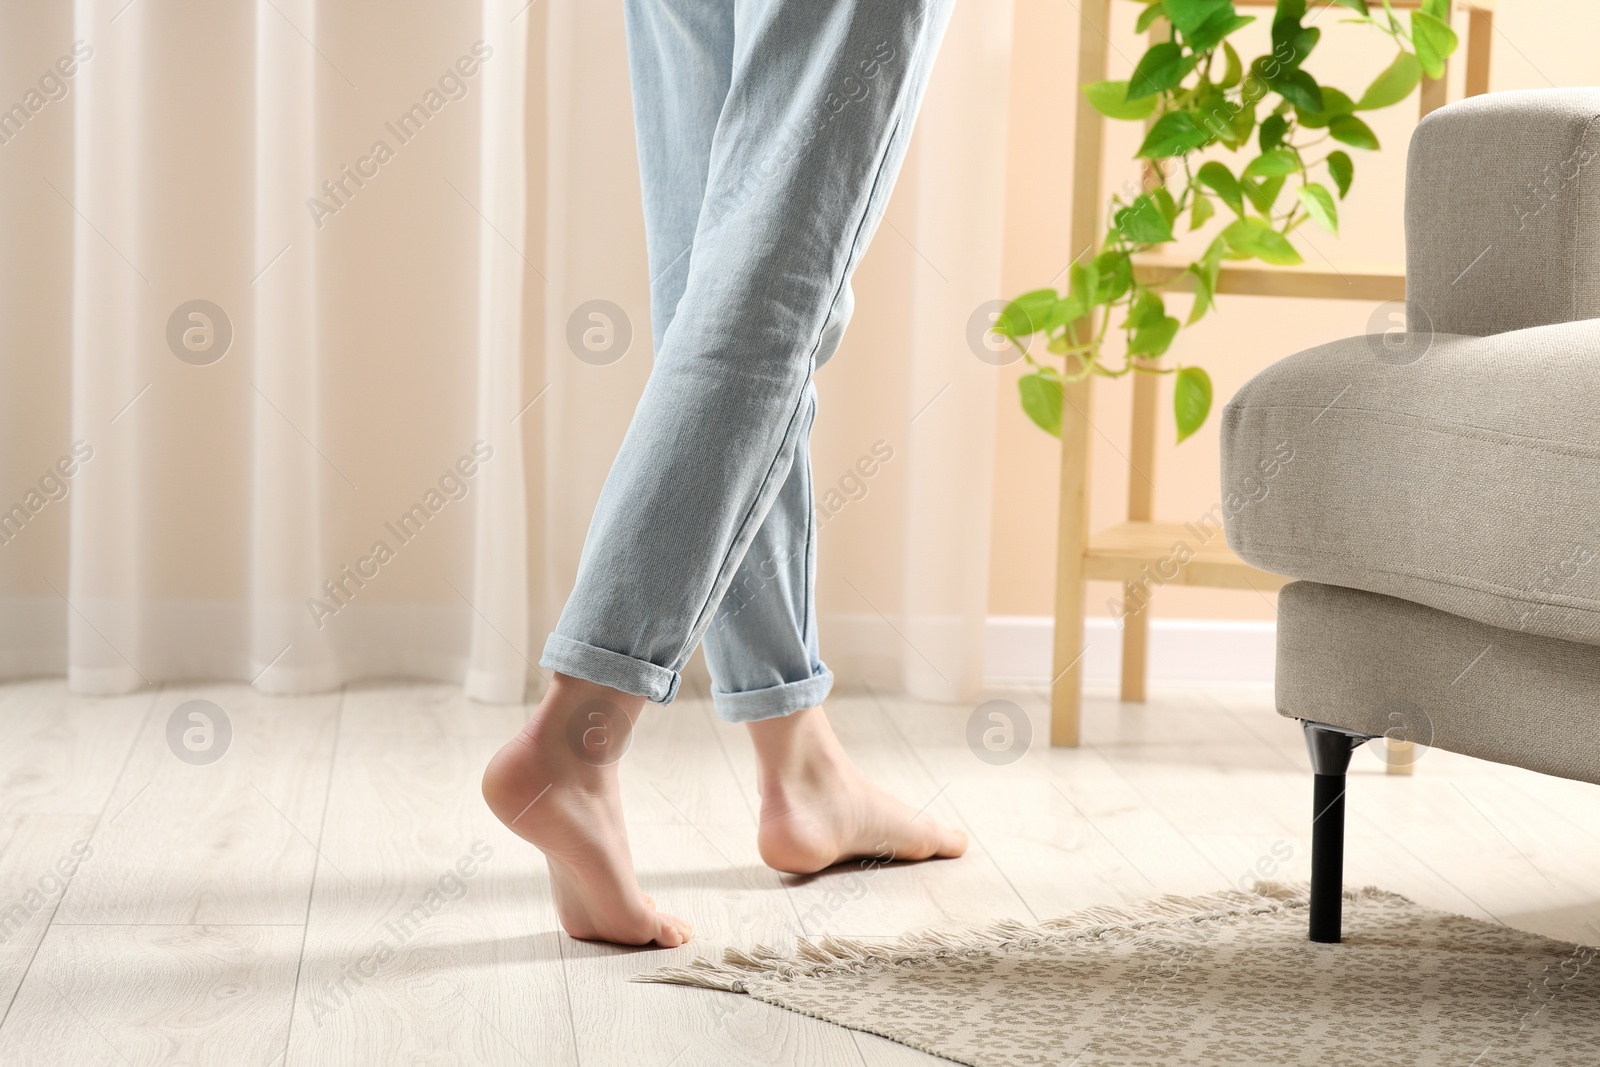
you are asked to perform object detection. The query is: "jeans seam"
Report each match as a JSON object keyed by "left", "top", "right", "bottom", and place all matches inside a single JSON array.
[{"left": 802, "top": 393, "right": 817, "bottom": 655}]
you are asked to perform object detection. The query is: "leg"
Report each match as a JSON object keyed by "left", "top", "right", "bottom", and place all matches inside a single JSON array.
[
  {"left": 1050, "top": 377, "right": 1093, "bottom": 746},
  {"left": 1385, "top": 737, "right": 1417, "bottom": 776},
  {"left": 699, "top": 386, "right": 833, "bottom": 725},
  {"left": 485, "top": 0, "right": 957, "bottom": 946},
  {"left": 701, "top": 388, "right": 964, "bottom": 874},
  {"left": 482, "top": 676, "right": 684, "bottom": 945},
  {"left": 1119, "top": 592, "right": 1149, "bottom": 703},
  {"left": 747, "top": 706, "right": 967, "bottom": 874},
  {"left": 483, "top": 0, "right": 737, "bottom": 949},
  {"left": 542, "top": 0, "right": 957, "bottom": 700},
  {"left": 1302, "top": 721, "right": 1371, "bottom": 943}
]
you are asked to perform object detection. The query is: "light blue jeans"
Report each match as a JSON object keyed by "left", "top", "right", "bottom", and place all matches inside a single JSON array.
[{"left": 541, "top": 0, "right": 954, "bottom": 722}]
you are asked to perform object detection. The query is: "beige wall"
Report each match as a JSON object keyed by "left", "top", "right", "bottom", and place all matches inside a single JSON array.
[{"left": 989, "top": 0, "right": 1598, "bottom": 621}]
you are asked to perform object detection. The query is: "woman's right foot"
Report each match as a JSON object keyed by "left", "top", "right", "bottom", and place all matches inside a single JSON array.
[{"left": 481, "top": 674, "right": 691, "bottom": 948}]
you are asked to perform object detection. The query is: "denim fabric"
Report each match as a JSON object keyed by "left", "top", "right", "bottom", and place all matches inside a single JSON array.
[{"left": 540, "top": 0, "right": 953, "bottom": 721}]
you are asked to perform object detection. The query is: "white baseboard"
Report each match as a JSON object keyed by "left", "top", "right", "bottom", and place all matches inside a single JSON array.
[
  {"left": 819, "top": 612, "right": 1276, "bottom": 691},
  {"left": 985, "top": 615, "right": 1276, "bottom": 687}
]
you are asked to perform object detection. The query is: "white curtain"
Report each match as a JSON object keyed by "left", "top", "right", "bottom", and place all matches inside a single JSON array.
[{"left": 0, "top": 0, "right": 1012, "bottom": 706}]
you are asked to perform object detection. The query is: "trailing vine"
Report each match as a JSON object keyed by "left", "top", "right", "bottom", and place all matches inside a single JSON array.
[{"left": 996, "top": 0, "right": 1459, "bottom": 442}]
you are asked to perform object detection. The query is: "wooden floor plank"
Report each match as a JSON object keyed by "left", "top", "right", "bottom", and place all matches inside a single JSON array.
[
  {"left": 0, "top": 924, "right": 301, "bottom": 1066},
  {"left": 285, "top": 726, "right": 578, "bottom": 1066},
  {"left": 719, "top": 694, "right": 1038, "bottom": 937},
  {"left": 338, "top": 681, "right": 527, "bottom": 738},
  {"left": 0, "top": 681, "right": 153, "bottom": 816},
  {"left": 55, "top": 685, "right": 341, "bottom": 926},
  {"left": 0, "top": 814, "right": 98, "bottom": 1015},
  {"left": 0, "top": 677, "right": 1596, "bottom": 1064},
  {"left": 563, "top": 824, "right": 862, "bottom": 1067},
  {"left": 622, "top": 698, "right": 761, "bottom": 829}
]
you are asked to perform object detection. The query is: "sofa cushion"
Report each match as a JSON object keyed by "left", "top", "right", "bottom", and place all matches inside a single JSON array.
[
  {"left": 1221, "top": 318, "right": 1600, "bottom": 648},
  {"left": 1275, "top": 581, "right": 1600, "bottom": 787}
]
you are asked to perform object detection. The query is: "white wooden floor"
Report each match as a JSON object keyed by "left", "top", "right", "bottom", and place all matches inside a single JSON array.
[{"left": 1, "top": 677, "right": 1597, "bottom": 1065}]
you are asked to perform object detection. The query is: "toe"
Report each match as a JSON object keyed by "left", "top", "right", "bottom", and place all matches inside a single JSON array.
[
  {"left": 654, "top": 912, "right": 692, "bottom": 948},
  {"left": 887, "top": 818, "right": 966, "bottom": 862},
  {"left": 939, "top": 825, "right": 969, "bottom": 858}
]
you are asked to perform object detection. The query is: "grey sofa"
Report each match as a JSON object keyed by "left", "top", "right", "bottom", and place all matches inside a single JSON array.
[{"left": 1221, "top": 88, "right": 1600, "bottom": 943}]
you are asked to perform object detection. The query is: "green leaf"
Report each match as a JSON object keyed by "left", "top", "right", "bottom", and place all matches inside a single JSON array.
[
  {"left": 1410, "top": 10, "right": 1458, "bottom": 80},
  {"left": 1135, "top": 1, "right": 1167, "bottom": 33},
  {"left": 1186, "top": 11, "right": 1254, "bottom": 52},
  {"left": 1152, "top": 187, "right": 1180, "bottom": 227},
  {"left": 1174, "top": 366, "right": 1213, "bottom": 443},
  {"left": 1198, "top": 94, "right": 1250, "bottom": 149},
  {"left": 1275, "top": 0, "right": 1305, "bottom": 20},
  {"left": 1137, "top": 111, "right": 1211, "bottom": 159},
  {"left": 1047, "top": 290, "right": 1089, "bottom": 331},
  {"left": 1297, "top": 182, "right": 1338, "bottom": 233},
  {"left": 1093, "top": 250, "right": 1133, "bottom": 302},
  {"left": 1163, "top": 0, "right": 1229, "bottom": 36},
  {"left": 1221, "top": 217, "right": 1303, "bottom": 265},
  {"left": 1332, "top": 0, "right": 1368, "bottom": 12},
  {"left": 1329, "top": 113, "right": 1380, "bottom": 150},
  {"left": 1422, "top": 0, "right": 1450, "bottom": 21},
  {"left": 1126, "top": 290, "right": 1167, "bottom": 330},
  {"left": 1046, "top": 299, "right": 1086, "bottom": 333},
  {"left": 1327, "top": 150, "right": 1354, "bottom": 197},
  {"left": 1294, "top": 86, "right": 1355, "bottom": 128},
  {"left": 1191, "top": 88, "right": 1229, "bottom": 139},
  {"left": 1018, "top": 372, "right": 1064, "bottom": 437},
  {"left": 1114, "top": 194, "right": 1177, "bottom": 245},
  {"left": 1186, "top": 265, "right": 1214, "bottom": 324},
  {"left": 1084, "top": 80, "right": 1160, "bottom": 121},
  {"left": 1242, "top": 175, "right": 1285, "bottom": 215},
  {"left": 1258, "top": 114, "right": 1288, "bottom": 151},
  {"left": 1186, "top": 236, "right": 1226, "bottom": 324},
  {"left": 995, "top": 288, "right": 1057, "bottom": 339},
  {"left": 1271, "top": 19, "right": 1320, "bottom": 68},
  {"left": 1226, "top": 97, "right": 1257, "bottom": 148},
  {"left": 1269, "top": 16, "right": 1298, "bottom": 59},
  {"left": 1268, "top": 67, "right": 1323, "bottom": 111},
  {"left": 1069, "top": 259, "right": 1101, "bottom": 308},
  {"left": 1219, "top": 40, "right": 1243, "bottom": 88},
  {"left": 1197, "top": 161, "right": 1244, "bottom": 217},
  {"left": 1127, "top": 42, "right": 1199, "bottom": 101},
  {"left": 1190, "top": 192, "right": 1215, "bottom": 230},
  {"left": 1243, "top": 147, "right": 1299, "bottom": 179},
  {"left": 1357, "top": 52, "right": 1421, "bottom": 110},
  {"left": 1129, "top": 316, "right": 1181, "bottom": 358}
]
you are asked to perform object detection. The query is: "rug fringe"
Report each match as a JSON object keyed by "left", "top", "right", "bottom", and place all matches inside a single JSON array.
[{"left": 633, "top": 882, "right": 1411, "bottom": 991}]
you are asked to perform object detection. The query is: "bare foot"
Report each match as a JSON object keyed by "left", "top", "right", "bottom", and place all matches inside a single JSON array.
[
  {"left": 482, "top": 674, "right": 691, "bottom": 947},
  {"left": 748, "top": 706, "right": 968, "bottom": 875}
]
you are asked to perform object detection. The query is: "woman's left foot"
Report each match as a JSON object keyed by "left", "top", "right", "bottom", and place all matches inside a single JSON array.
[{"left": 747, "top": 707, "right": 968, "bottom": 875}]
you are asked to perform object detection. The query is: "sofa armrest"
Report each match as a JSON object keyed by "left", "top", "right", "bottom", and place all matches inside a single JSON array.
[
  {"left": 1406, "top": 89, "right": 1600, "bottom": 338},
  {"left": 1220, "top": 316, "right": 1600, "bottom": 649}
]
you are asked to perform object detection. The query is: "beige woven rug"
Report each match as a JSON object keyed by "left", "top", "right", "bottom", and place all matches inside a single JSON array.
[{"left": 638, "top": 884, "right": 1600, "bottom": 1066}]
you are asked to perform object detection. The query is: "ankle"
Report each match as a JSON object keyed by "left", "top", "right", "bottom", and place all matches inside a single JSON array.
[
  {"left": 747, "top": 706, "right": 850, "bottom": 795},
  {"left": 521, "top": 674, "right": 646, "bottom": 759}
]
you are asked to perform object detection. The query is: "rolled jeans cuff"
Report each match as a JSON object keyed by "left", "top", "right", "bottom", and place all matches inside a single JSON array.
[
  {"left": 711, "top": 665, "right": 833, "bottom": 723},
  {"left": 540, "top": 633, "right": 682, "bottom": 705}
]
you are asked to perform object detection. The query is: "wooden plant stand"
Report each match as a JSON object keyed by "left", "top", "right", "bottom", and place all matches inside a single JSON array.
[{"left": 1049, "top": 0, "right": 1494, "bottom": 775}]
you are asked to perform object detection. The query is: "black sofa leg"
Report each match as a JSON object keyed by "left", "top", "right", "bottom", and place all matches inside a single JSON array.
[{"left": 1301, "top": 721, "right": 1373, "bottom": 944}]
